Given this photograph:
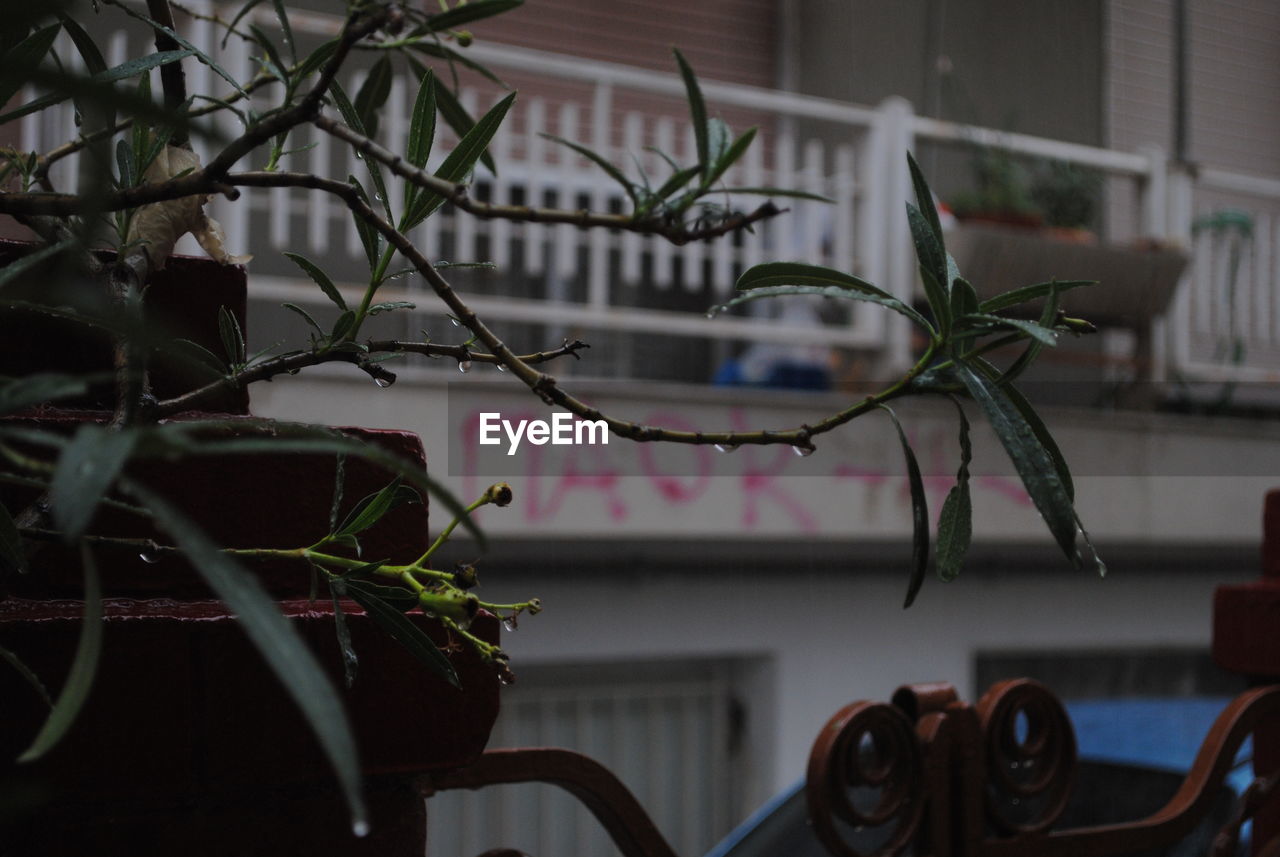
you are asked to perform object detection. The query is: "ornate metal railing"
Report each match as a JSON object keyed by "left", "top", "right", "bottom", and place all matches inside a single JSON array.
[{"left": 422, "top": 681, "right": 1280, "bottom": 857}]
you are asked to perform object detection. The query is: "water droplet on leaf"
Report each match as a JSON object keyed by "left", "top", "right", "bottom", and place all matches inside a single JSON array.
[
  {"left": 374, "top": 376, "right": 393, "bottom": 388},
  {"left": 458, "top": 360, "right": 473, "bottom": 373},
  {"left": 714, "top": 442, "right": 739, "bottom": 453},
  {"left": 138, "top": 549, "right": 161, "bottom": 564},
  {"left": 792, "top": 444, "right": 815, "bottom": 457},
  {"left": 503, "top": 617, "right": 517, "bottom": 632}
]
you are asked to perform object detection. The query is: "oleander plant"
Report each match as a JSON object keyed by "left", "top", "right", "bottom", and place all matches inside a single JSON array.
[{"left": 0, "top": 0, "right": 1104, "bottom": 832}]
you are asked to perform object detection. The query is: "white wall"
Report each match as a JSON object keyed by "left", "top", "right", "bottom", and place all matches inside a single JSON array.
[{"left": 252, "top": 369, "right": 1267, "bottom": 802}]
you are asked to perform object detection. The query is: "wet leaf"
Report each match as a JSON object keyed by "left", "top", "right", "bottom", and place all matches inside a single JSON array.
[
  {"left": 344, "top": 586, "right": 459, "bottom": 687},
  {"left": 935, "top": 397, "right": 972, "bottom": 582},
  {"left": 955, "top": 361, "right": 1078, "bottom": 564},
  {"left": 131, "top": 484, "right": 367, "bottom": 831},
  {"left": 19, "top": 543, "right": 102, "bottom": 762},
  {"left": 49, "top": 424, "right": 137, "bottom": 540},
  {"left": 284, "top": 252, "right": 347, "bottom": 311},
  {"left": 879, "top": 405, "right": 929, "bottom": 608}
]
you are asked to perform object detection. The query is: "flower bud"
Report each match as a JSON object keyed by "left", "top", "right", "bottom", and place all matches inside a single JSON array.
[{"left": 484, "top": 482, "right": 513, "bottom": 507}]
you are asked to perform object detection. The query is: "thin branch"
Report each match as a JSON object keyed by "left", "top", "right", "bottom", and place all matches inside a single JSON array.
[
  {"left": 4, "top": 5, "right": 390, "bottom": 217},
  {"left": 311, "top": 114, "right": 783, "bottom": 245},
  {"left": 228, "top": 170, "right": 938, "bottom": 451},
  {"left": 152, "top": 334, "right": 591, "bottom": 417},
  {"left": 33, "top": 70, "right": 277, "bottom": 183}
]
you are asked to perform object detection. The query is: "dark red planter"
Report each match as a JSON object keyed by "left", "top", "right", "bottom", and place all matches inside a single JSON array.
[{"left": 0, "top": 246, "right": 501, "bottom": 855}]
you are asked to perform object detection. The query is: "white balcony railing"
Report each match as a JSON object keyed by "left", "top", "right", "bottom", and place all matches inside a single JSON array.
[{"left": 15, "top": 2, "right": 1280, "bottom": 388}]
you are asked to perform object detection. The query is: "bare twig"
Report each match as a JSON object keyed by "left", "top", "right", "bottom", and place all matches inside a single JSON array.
[{"left": 152, "top": 336, "right": 591, "bottom": 417}]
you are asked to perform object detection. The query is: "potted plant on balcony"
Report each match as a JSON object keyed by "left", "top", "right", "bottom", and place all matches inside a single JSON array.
[
  {"left": 945, "top": 150, "right": 1187, "bottom": 328},
  {"left": 0, "top": 1, "right": 1106, "bottom": 852}
]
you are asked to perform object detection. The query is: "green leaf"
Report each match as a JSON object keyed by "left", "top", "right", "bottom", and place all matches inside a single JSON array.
[
  {"left": 935, "top": 398, "right": 972, "bottom": 582},
  {"left": 1075, "top": 512, "right": 1106, "bottom": 577},
  {"left": 403, "top": 69, "right": 437, "bottom": 216},
  {"left": 652, "top": 164, "right": 702, "bottom": 203},
  {"left": 406, "top": 43, "right": 506, "bottom": 91},
  {"left": 0, "top": 23, "right": 61, "bottom": 111},
  {"left": 116, "top": 139, "right": 136, "bottom": 189},
  {"left": 57, "top": 13, "right": 110, "bottom": 127},
  {"left": 328, "top": 582, "right": 359, "bottom": 688},
  {"left": 107, "top": 3, "right": 246, "bottom": 97},
  {"left": 170, "top": 338, "right": 228, "bottom": 376},
  {"left": 0, "top": 503, "right": 28, "bottom": 575},
  {"left": 906, "top": 202, "right": 950, "bottom": 334},
  {"left": 346, "top": 175, "right": 382, "bottom": 271},
  {"left": 979, "top": 279, "right": 1096, "bottom": 314},
  {"left": 282, "top": 302, "right": 325, "bottom": 338},
  {"left": 426, "top": 0, "right": 523, "bottom": 31},
  {"left": 949, "top": 277, "right": 980, "bottom": 320},
  {"left": 368, "top": 301, "right": 415, "bottom": 315},
  {"left": 353, "top": 55, "right": 392, "bottom": 141},
  {"left": 907, "top": 152, "right": 944, "bottom": 248},
  {"left": 403, "top": 91, "right": 516, "bottom": 230},
  {"left": 337, "top": 477, "right": 411, "bottom": 537},
  {"left": 734, "top": 262, "right": 934, "bottom": 330},
  {"left": 997, "top": 283, "right": 1062, "bottom": 386},
  {"left": 269, "top": 0, "right": 296, "bottom": 63},
  {"left": 247, "top": 23, "right": 288, "bottom": 85},
  {"left": 49, "top": 425, "right": 137, "bottom": 540},
  {"left": 541, "top": 133, "right": 639, "bottom": 210},
  {"left": 704, "top": 127, "right": 756, "bottom": 189},
  {"left": 330, "top": 310, "right": 356, "bottom": 342},
  {"left": 344, "top": 586, "right": 459, "bottom": 687},
  {"left": 284, "top": 252, "right": 347, "bottom": 311},
  {"left": 672, "top": 49, "right": 708, "bottom": 177},
  {"left": 19, "top": 543, "right": 102, "bottom": 762},
  {"left": 328, "top": 453, "right": 346, "bottom": 533},
  {"left": 217, "top": 305, "right": 245, "bottom": 365},
  {"left": 0, "top": 373, "right": 92, "bottom": 417},
  {"left": 956, "top": 313, "right": 1059, "bottom": 347},
  {"left": 129, "top": 484, "right": 367, "bottom": 831},
  {"left": 330, "top": 83, "right": 391, "bottom": 221},
  {"left": 705, "top": 117, "right": 731, "bottom": 166},
  {"left": 0, "top": 645, "right": 51, "bottom": 708},
  {"left": 879, "top": 405, "right": 929, "bottom": 608},
  {"left": 954, "top": 361, "right": 1078, "bottom": 564},
  {"left": 224, "top": 0, "right": 268, "bottom": 48},
  {"left": 716, "top": 186, "right": 834, "bottom": 202},
  {"left": 974, "top": 357, "right": 1075, "bottom": 503},
  {"left": 343, "top": 577, "right": 418, "bottom": 611},
  {"left": 428, "top": 68, "right": 499, "bottom": 173},
  {"left": 293, "top": 38, "right": 339, "bottom": 82},
  {"left": 99, "top": 49, "right": 197, "bottom": 85}
]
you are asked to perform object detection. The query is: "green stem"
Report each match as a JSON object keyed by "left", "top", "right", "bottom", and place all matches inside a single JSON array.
[
  {"left": 349, "top": 243, "right": 397, "bottom": 338},
  {"left": 412, "top": 494, "right": 487, "bottom": 568}
]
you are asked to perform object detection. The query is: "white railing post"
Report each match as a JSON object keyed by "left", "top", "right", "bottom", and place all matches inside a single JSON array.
[
  {"left": 587, "top": 81, "right": 613, "bottom": 311},
  {"left": 1166, "top": 160, "right": 1197, "bottom": 377},
  {"left": 1138, "top": 145, "right": 1170, "bottom": 381}
]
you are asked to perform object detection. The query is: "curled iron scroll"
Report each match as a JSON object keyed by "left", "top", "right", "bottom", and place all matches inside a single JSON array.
[
  {"left": 977, "top": 678, "right": 1077, "bottom": 835},
  {"left": 806, "top": 701, "right": 926, "bottom": 857}
]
